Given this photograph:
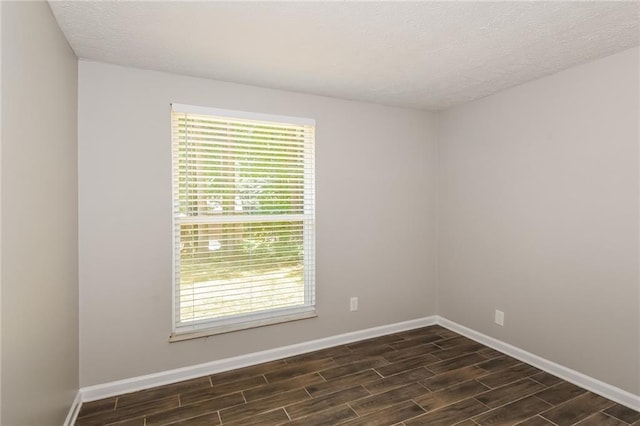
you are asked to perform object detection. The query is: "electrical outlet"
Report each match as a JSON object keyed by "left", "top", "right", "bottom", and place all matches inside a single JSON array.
[
  {"left": 495, "top": 310, "right": 504, "bottom": 326},
  {"left": 350, "top": 297, "right": 358, "bottom": 312}
]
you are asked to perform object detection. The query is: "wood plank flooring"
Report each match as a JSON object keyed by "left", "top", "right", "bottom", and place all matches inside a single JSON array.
[{"left": 76, "top": 325, "right": 640, "bottom": 426}]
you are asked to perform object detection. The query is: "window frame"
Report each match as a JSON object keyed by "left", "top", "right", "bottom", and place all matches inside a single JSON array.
[{"left": 170, "top": 103, "right": 316, "bottom": 341}]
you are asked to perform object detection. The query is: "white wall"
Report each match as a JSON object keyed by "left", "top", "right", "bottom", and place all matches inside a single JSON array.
[
  {"left": 438, "top": 47, "right": 640, "bottom": 394},
  {"left": 78, "top": 61, "right": 438, "bottom": 386},
  {"left": 1, "top": 1, "right": 79, "bottom": 424}
]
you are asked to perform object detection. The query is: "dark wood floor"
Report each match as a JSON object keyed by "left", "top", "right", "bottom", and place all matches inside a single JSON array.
[{"left": 76, "top": 325, "right": 640, "bottom": 426}]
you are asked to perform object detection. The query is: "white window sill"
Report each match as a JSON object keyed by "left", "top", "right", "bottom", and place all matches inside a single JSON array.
[{"left": 169, "top": 309, "right": 318, "bottom": 342}]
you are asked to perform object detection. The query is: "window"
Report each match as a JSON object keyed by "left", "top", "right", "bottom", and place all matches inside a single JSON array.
[{"left": 170, "top": 104, "right": 316, "bottom": 340}]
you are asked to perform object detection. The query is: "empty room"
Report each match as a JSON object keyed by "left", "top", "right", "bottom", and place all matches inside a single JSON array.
[{"left": 1, "top": 1, "right": 639, "bottom": 425}]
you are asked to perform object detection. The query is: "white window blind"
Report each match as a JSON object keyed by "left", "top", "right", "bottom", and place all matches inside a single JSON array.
[{"left": 171, "top": 104, "right": 316, "bottom": 339}]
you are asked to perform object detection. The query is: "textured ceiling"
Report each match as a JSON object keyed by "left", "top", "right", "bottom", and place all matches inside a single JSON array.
[{"left": 49, "top": 1, "right": 639, "bottom": 111}]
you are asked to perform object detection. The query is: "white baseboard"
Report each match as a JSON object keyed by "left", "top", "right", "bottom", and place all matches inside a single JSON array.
[
  {"left": 75, "top": 314, "right": 640, "bottom": 415},
  {"left": 437, "top": 317, "right": 640, "bottom": 412},
  {"left": 80, "top": 316, "right": 437, "bottom": 402},
  {"left": 63, "top": 391, "right": 82, "bottom": 426}
]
